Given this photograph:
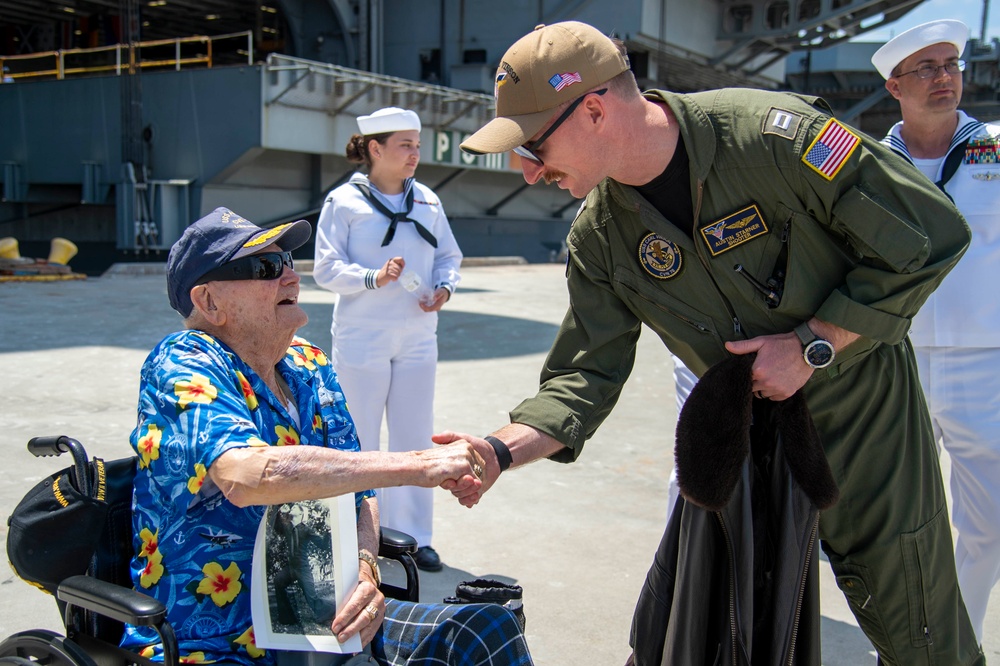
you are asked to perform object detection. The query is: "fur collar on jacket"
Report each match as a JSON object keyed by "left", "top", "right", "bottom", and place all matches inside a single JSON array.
[{"left": 675, "top": 353, "right": 840, "bottom": 512}]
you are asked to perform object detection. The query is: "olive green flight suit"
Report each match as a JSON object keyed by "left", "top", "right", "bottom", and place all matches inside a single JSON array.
[{"left": 510, "top": 89, "right": 984, "bottom": 665}]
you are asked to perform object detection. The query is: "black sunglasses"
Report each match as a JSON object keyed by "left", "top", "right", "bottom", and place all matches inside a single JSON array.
[
  {"left": 513, "top": 88, "right": 608, "bottom": 166},
  {"left": 196, "top": 251, "right": 294, "bottom": 284}
]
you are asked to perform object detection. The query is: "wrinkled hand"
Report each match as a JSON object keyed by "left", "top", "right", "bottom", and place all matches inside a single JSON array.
[
  {"left": 432, "top": 431, "right": 498, "bottom": 508},
  {"left": 376, "top": 257, "right": 405, "bottom": 288},
  {"left": 413, "top": 439, "right": 486, "bottom": 491},
  {"left": 331, "top": 569, "right": 384, "bottom": 647},
  {"left": 418, "top": 287, "right": 450, "bottom": 312},
  {"left": 725, "top": 332, "right": 811, "bottom": 401}
]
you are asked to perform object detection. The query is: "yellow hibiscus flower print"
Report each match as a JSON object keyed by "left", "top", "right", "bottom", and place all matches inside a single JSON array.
[
  {"left": 275, "top": 425, "right": 299, "bottom": 446},
  {"left": 174, "top": 373, "right": 218, "bottom": 409},
  {"left": 179, "top": 652, "right": 215, "bottom": 664},
  {"left": 187, "top": 463, "right": 207, "bottom": 495},
  {"left": 138, "top": 527, "right": 159, "bottom": 558},
  {"left": 140, "top": 549, "right": 164, "bottom": 588},
  {"left": 246, "top": 436, "right": 268, "bottom": 447},
  {"left": 235, "top": 371, "right": 258, "bottom": 410},
  {"left": 196, "top": 561, "right": 243, "bottom": 607},
  {"left": 302, "top": 345, "right": 328, "bottom": 367},
  {"left": 312, "top": 413, "right": 322, "bottom": 433},
  {"left": 136, "top": 423, "right": 162, "bottom": 469},
  {"left": 289, "top": 349, "right": 315, "bottom": 371},
  {"left": 234, "top": 626, "right": 265, "bottom": 659}
]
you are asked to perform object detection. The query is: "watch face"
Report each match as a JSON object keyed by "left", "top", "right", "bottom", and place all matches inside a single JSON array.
[{"left": 805, "top": 340, "right": 835, "bottom": 368}]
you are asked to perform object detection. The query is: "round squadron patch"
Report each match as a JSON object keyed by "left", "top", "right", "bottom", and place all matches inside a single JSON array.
[{"left": 638, "top": 233, "right": 683, "bottom": 280}]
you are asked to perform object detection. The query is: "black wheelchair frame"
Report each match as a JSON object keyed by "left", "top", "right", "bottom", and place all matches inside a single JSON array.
[{"left": 1, "top": 436, "right": 420, "bottom": 666}]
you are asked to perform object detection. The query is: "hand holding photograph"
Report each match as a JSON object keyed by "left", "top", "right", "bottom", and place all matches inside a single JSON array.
[{"left": 250, "top": 496, "right": 362, "bottom": 654}]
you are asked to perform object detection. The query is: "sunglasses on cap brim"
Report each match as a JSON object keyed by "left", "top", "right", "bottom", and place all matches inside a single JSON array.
[{"left": 196, "top": 251, "right": 294, "bottom": 284}]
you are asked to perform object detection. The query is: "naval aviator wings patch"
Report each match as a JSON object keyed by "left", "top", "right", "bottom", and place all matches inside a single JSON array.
[
  {"left": 700, "top": 204, "right": 769, "bottom": 256},
  {"left": 802, "top": 118, "right": 860, "bottom": 180}
]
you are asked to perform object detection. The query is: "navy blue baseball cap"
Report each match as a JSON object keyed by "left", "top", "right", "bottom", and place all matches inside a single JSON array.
[{"left": 167, "top": 207, "right": 312, "bottom": 317}]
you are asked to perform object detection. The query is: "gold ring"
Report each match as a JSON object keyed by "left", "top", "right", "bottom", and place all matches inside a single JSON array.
[
  {"left": 364, "top": 604, "right": 378, "bottom": 621},
  {"left": 473, "top": 463, "right": 484, "bottom": 478}
]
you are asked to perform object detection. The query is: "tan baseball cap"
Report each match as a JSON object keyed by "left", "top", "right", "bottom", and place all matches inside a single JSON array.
[{"left": 460, "top": 21, "right": 630, "bottom": 155}]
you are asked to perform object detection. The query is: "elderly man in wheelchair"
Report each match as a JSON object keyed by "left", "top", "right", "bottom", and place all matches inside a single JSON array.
[{"left": 2, "top": 208, "right": 531, "bottom": 666}]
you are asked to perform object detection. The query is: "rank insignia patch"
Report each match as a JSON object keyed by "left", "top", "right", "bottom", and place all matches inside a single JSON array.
[
  {"left": 762, "top": 108, "right": 802, "bottom": 141},
  {"left": 700, "top": 204, "right": 769, "bottom": 256},
  {"left": 802, "top": 118, "right": 860, "bottom": 180},
  {"left": 638, "top": 233, "right": 683, "bottom": 280}
]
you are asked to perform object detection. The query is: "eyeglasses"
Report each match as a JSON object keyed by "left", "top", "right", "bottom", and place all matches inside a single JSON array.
[
  {"left": 513, "top": 88, "right": 608, "bottom": 165},
  {"left": 196, "top": 251, "right": 294, "bottom": 284},
  {"left": 896, "top": 60, "right": 966, "bottom": 79}
]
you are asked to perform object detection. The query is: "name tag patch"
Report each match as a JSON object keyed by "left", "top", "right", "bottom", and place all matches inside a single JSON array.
[
  {"left": 638, "top": 233, "right": 683, "bottom": 280},
  {"left": 700, "top": 204, "right": 769, "bottom": 256}
]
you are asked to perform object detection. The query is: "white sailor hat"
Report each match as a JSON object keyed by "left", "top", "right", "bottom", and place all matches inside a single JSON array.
[
  {"left": 871, "top": 19, "right": 969, "bottom": 79},
  {"left": 356, "top": 107, "right": 421, "bottom": 136}
]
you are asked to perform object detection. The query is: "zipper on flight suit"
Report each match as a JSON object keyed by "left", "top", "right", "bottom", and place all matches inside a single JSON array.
[{"left": 690, "top": 180, "right": 746, "bottom": 338}]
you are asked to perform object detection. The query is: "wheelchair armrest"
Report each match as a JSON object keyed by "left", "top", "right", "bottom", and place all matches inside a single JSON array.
[
  {"left": 58, "top": 575, "right": 166, "bottom": 627},
  {"left": 379, "top": 527, "right": 417, "bottom": 557},
  {"left": 377, "top": 528, "right": 419, "bottom": 602}
]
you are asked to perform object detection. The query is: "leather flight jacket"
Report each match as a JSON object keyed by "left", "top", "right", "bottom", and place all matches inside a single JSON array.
[{"left": 629, "top": 354, "right": 839, "bottom": 665}]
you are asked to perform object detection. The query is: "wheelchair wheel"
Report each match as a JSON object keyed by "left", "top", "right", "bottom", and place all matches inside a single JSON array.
[{"left": 0, "top": 629, "right": 97, "bottom": 666}]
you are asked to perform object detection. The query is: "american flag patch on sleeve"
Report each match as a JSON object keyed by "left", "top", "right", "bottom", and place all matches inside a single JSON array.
[{"left": 801, "top": 118, "right": 860, "bottom": 180}]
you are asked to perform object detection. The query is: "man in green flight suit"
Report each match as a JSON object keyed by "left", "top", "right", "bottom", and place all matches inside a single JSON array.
[{"left": 436, "top": 20, "right": 984, "bottom": 666}]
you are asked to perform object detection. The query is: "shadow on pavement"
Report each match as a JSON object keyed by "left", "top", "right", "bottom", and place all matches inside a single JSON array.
[{"left": 0, "top": 279, "right": 559, "bottom": 361}]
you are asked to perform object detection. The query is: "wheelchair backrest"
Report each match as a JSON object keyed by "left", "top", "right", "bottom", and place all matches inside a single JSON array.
[
  {"left": 6, "top": 454, "right": 138, "bottom": 644},
  {"left": 83, "top": 456, "right": 138, "bottom": 643}
]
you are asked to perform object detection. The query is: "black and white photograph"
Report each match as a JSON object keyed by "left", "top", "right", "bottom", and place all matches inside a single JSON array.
[{"left": 250, "top": 496, "right": 361, "bottom": 654}]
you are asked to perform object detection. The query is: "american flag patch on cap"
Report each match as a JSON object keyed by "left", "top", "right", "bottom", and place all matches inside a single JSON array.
[
  {"left": 549, "top": 71, "right": 582, "bottom": 91},
  {"left": 802, "top": 119, "right": 860, "bottom": 180}
]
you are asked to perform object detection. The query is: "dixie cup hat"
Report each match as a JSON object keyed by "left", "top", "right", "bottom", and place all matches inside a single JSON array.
[
  {"left": 166, "top": 207, "right": 312, "bottom": 317},
  {"left": 357, "top": 107, "right": 422, "bottom": 135},
  {"left": 460, "top": 21, "right": 630, "bottom": 155},
  {"left": 871, "top": 19, "right": 969, "bottom": 79}
]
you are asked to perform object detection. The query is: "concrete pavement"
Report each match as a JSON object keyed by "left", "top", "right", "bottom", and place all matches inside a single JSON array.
[{"left": 0, "top": 262, "right": 996, "bottom": 664}]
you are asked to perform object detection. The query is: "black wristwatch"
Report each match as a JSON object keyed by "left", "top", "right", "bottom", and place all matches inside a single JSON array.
[{"left": 794, "top": 322, "right": 835, "bottom": 369}]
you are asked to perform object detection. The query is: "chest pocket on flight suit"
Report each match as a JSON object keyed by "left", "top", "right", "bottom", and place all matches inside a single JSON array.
[
  {"left": 768, "top": 203, "right": 856, "bottom": 320},
  {"left": 828, "top": 185, "right": 930, "bottom": 273}
]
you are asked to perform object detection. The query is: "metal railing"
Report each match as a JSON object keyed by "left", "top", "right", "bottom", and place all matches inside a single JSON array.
[
  {"left": 264, "top": 53, "right": 495, "bottom": 134},
  {"left": 0, "top": 31, "right": 253, "bottom": 82}
]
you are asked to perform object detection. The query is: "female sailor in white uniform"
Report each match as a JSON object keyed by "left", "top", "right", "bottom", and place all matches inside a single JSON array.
[{"left": 313, "top": 107, "right": 462, "bottom": 571}]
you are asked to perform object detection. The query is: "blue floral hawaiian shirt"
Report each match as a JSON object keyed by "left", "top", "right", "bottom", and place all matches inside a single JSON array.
[{"left": 122, "top": 330, "right": 373, "bottom": 665}]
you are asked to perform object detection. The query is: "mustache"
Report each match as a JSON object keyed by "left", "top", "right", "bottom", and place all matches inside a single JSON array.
[{"left": 542, "top": 169, "right": 567, "bottom": 185}]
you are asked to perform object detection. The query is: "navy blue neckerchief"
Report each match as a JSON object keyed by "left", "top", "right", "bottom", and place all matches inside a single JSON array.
[{"left": 352, "top": 181, "right": 438, "bottom": 248}]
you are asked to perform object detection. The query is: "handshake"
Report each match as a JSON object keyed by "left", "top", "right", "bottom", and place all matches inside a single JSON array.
[{"left": 406, "top": 431, "right": 511, "bottom": 508}]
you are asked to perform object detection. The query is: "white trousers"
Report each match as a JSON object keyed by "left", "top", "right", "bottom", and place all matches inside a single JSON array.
[
  {"left": 332, "top": 322, "right": 438, "bottom": 547},
  {"left": 665, "top": 357, "right": 697, "bottom": 518},
  {"left": 916, "top": 346, "right": 1000, "bottom": 643}
]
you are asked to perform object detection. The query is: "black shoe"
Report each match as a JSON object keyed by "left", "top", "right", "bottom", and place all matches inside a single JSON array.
[{"left": 414, "top": 546, "right": 443, "bottom": 572}]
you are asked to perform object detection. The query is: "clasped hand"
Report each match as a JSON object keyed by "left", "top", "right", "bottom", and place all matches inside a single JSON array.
[{"left": 724, "top": 331, "right": 813, "bottom": 401}]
